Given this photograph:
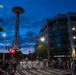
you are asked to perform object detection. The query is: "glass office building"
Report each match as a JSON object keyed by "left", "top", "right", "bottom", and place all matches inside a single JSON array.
[{"left": 36, "top": 12, "right": 76, "bottom": 59}]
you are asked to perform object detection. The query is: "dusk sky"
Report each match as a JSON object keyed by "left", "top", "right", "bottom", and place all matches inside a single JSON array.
[{"left": 0, "top": 0, "right": 76, "bottom": 54}]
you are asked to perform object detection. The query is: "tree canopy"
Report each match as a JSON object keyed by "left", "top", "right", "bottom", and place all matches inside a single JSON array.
[
  {"left": 37, "top": 44, "right": 48, "bottom": 58},
  {"left": 0, "top": 27, "right": 4, "bottom": 32}
]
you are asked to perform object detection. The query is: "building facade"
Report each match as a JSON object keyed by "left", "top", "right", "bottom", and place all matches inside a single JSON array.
[{"left": 36, "top": 12, "right": 76, "bottom": 59}]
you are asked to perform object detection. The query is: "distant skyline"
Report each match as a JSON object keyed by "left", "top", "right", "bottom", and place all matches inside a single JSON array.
[{"left": 0, "top": 0, "right": 76, "bottom": 54}]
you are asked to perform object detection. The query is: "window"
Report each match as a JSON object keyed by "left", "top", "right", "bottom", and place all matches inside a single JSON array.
[
  {"left": 74, "top": 41, "right": 76, "bottom": 45},
  {"left": 71, "top": 16, "right": 76, "bottom": 21},
  {"left": 75, "top": 47, "right": 76, "bottom": 52},
  {"left": 59, "top": 25, "right": 67, "bottom": 29}
]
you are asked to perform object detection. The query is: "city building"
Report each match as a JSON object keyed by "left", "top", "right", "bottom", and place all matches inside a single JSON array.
[{"left": 35, "top": 12, "right": 76, "bottom": 60}]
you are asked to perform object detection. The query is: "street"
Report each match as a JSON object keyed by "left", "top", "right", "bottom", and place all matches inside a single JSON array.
[
  {"left": 11, "top": 65, "right": 71, "bottom": 75},
  {"left": 0, "top": 60, "right": 71, "bottom": 75}
]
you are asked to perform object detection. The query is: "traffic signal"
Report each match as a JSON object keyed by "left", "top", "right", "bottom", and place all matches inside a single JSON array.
[
  {"left": 10, "top": 49, "right": 15, "bottom": 55},
  {"left": 29, "top": 50, "right": 32, "bottom": 53}
]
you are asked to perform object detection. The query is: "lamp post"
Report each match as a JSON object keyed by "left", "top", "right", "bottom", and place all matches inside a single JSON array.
[
  {"left": 3, "top": 34, "right": 6, "bottom": 62},
  {"left": 40, "top": 37, "right": 50, "bottom": 60}
]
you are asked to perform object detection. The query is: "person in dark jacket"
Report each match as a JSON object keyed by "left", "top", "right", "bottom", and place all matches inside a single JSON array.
[
  {"left": 72, "top": 60, "right": 76, "bottom": 75},
  {"left": 13, "top": 60, "right": 17, "bottom": 72}
]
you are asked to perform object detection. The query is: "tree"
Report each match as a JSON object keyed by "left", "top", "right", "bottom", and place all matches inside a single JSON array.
[
  {"left": 37, "top": 44, "right": 48, "bottom": 58},
  {"left": 0, "top": 19, "right": 4, "bottom": 32},
  {"left": 0, "top": 27, "right": 4, "bottom": 32},
  {"left": 13, "top": 51, "right": 24, "bottom": 59},
  {"left": 29, "top": 52, "right": 37, "bottom": 60}
]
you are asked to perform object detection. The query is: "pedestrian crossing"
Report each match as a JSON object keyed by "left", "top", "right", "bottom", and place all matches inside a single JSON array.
[
  {"left": 15, "top": 71, "right": 20, "bottom": 75},
  {"left": 13, "top": 68, "right": 70, "bottom": 75},
  {"left": 19, "top": 61, "right": 44, "bottom": 69},
  {"left": 22, "top": 70, "right": 31, "bottom": 75},
  {"left": 30, "top": 70, "right": 42, "bottom": 75}
]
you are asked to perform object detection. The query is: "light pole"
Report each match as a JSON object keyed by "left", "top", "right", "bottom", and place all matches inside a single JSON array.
[
  {"left": 3, "top": 34, "right": 6, "bottom": 62},
  {"left": 40, "top": 37, "right": 50, "bottom": 60}
]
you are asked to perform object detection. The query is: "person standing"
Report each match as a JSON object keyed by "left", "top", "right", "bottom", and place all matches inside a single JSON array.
[
  {"left": 71, "top": 60, "right": 76, "bottom": 75},
  {"left": 13, "top": 60, "right": 17, "bottom": 72}
]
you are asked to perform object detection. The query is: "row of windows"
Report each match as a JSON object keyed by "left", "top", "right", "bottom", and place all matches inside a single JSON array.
[
  {"left": 74, "top": 41, "right": 76, "bottom": 45},
  {"left": 53, "top": 52, "right": 70, "bottom": 55},
  {"left": 71, "top": 16, "right": 76, "bottom": 21}
]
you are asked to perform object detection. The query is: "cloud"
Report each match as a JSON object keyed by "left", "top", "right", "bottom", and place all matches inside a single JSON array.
[
  {"left": 1, "top": 16, "right": 15, "bottom": 31},
  {"left": 0, "top": 0, "right": 50, "bottom": 53},
  {"left": 20, "top": 25, "right": 31, "bottom": 29},
  {"left": 20, "top": 35, "right": 36, "bottom": 44},
  {"left": 0, "top": 9, "right": 46, "bottom": 51},
  {"left": 19, "top": 31, "right": 37, "bottom": 47},
  {"left": 21, "top": 44, "right": 34, "bottom": 48},
  {"left": 25, "top": 31, "right": 35, "bottom": 36},
  {"left": 21, "top": 47, "right": 35, "bottom": 54}
]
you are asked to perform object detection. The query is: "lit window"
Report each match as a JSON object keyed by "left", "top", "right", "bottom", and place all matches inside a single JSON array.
[
  {"left": 72, "top": 27, "right": 75, "bottom": 30},
  {"left": 73, "top": 36, "right": 76, "bottom": 39}
]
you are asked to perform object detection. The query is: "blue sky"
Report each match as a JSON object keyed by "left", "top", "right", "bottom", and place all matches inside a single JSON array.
[{"left": 0, "top": 0, "right": 76, "bottom": 54}]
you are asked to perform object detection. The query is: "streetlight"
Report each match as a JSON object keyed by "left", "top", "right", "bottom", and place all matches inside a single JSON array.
[
  {"left": 3, "top": 34, "right": 6, "bottom": 62},
  {"left": 40, "top": 37, "right": 50, "bottom": 60},
  {"left": 40, "top": 37, "right": 45, "bottom": 42}
]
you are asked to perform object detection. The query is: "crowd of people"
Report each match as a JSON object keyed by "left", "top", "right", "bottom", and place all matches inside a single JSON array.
[
  {"left": 0, "top": 59, "right": 17, "bottom": 75},
  {"left": 49, "top": 59, "right": 71, "bottom": 70},
  {"left": 0, "top": 58, "right": 76, "bottom": 75},
  {"left": 48, "top": 59, "right": 76, "bottom": 75}
]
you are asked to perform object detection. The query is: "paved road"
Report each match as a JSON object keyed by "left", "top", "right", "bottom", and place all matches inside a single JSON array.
[
  {"left": 0, "top": 60, "right": 71, "bottom": 75},
  {"left": 10, "top": 66, "right": 71, "bottom": 75}
]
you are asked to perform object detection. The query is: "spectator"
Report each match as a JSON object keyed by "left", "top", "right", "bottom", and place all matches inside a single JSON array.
[
  {"left": 72, "top": 60, "right": 76, "bottom": 75},
  {"left": 13, "top": 60, "right": 17, "bottom": 72}
]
